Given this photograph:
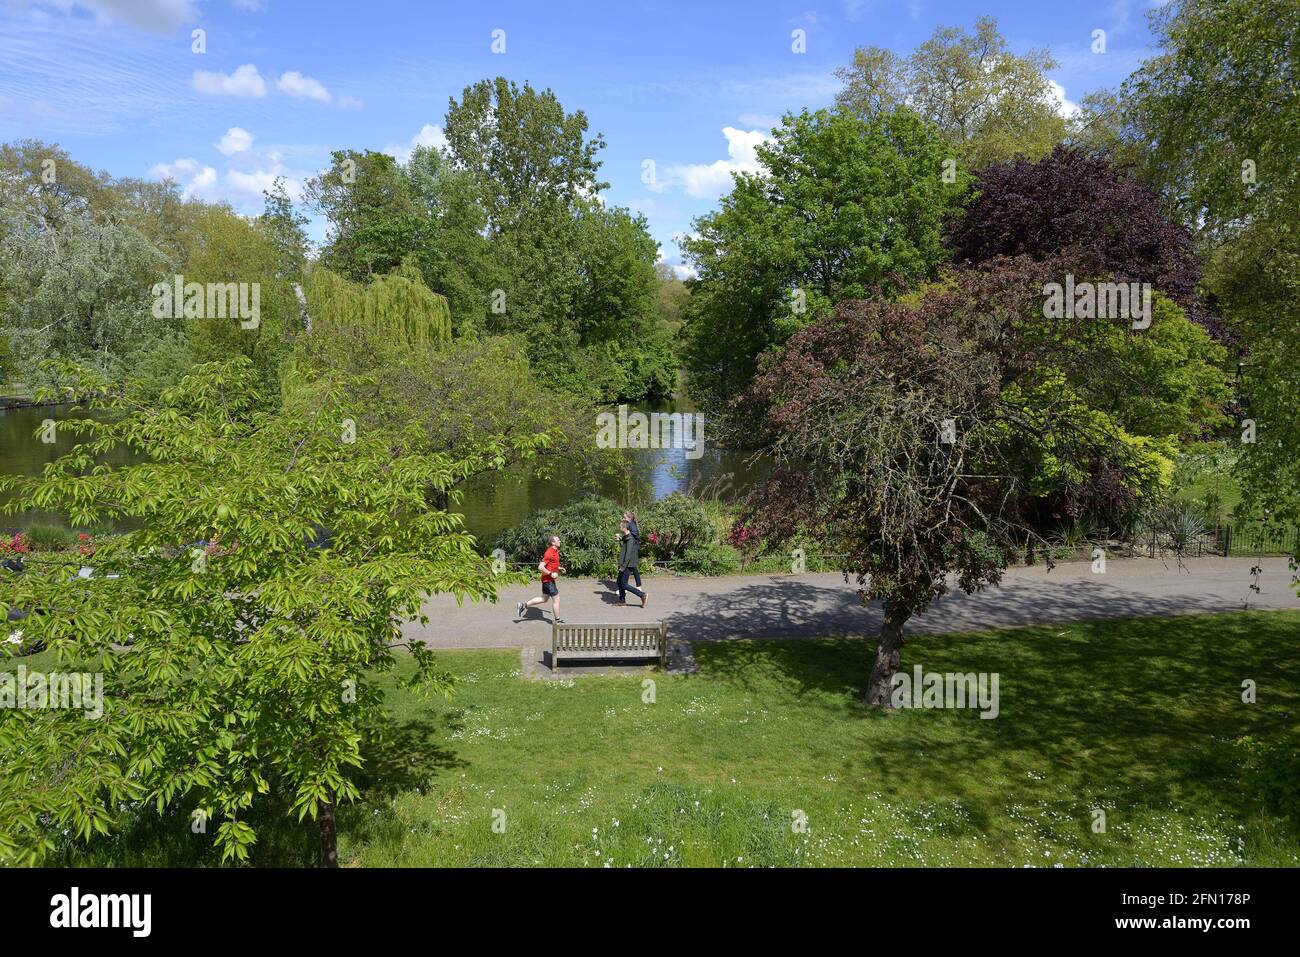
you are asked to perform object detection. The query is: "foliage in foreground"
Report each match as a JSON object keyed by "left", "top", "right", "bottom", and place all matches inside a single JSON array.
[{"left": 0, "top": 358, "right": 541, "bottom": 866}]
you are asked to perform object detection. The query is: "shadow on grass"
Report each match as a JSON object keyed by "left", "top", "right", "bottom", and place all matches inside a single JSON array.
[
  {"left": 354, "top": 714, "right": 467, "bottom": 799},
  {"left": 693, "top": 611, "right": 1300, "bottom": 820}
]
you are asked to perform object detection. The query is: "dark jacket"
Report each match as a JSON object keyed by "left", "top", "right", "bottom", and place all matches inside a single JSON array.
[{"left": 618, "top": 531, "right": 640, "bottom": 570}]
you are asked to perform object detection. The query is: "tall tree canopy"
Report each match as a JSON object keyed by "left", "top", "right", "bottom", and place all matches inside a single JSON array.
[
  {"left": 302, "top": 80, "right": 674, "bottom": 402},
  {"left": 947, "top": 147, "right": 1227, "bottom": 342},
  {"left": 835, "top": 16, "right": 1066, "bottom": 170},
  {"left": 1125, "top": 0, "right": 1299, "bottom": 237},
  {"left": 304, "top": 149, "right": 423, "bottom": 283},
  {"left": 443, "top": 76, "right": 607, "bottom": 235},
  {"left": 683, "top": 107, "right": 964, "bottom": 409}
]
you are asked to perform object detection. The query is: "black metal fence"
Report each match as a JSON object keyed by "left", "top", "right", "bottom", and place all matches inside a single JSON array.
[{"left": 1144, "top": 522, "right": 1299, "bottom": 559}]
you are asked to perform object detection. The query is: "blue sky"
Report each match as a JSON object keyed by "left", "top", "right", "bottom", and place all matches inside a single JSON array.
[{"left": 0, "top": 0, "right": 1165, "bottom": 272}]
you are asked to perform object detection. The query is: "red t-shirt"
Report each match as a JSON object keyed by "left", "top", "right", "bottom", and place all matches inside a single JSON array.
[{"left": 541, "top": 545, "right": 560, "bottom": 581}]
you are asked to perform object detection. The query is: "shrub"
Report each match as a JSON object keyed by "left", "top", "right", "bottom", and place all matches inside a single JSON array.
[
  {"left": 493, "top": 495, "right": 624, "bottom": 577},
  {"left": 640, "top": 493, "right": 715, "bottom": 561},
  {"left": 23, "top": 524, "right": 76, "bottom": 552},
  {"left": 674, "top": 542, "right": 741, "bottom": 575}
]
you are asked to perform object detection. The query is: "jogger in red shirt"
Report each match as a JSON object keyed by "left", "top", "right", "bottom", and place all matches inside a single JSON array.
[{"left": 517, "top": 535, "right": 566, "bottom": 622}]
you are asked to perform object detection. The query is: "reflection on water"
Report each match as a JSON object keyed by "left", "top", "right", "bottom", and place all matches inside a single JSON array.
[
  {"left": 0, "top": 404, "right": 140, "bottom": 531},
  {"left": 0, "top": 401, "right": 768, "bottom": 541}
]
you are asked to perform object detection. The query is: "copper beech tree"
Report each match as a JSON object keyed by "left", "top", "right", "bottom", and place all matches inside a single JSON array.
[{"left": 732, "top": 258, "right": 1229, "bottom": 706}]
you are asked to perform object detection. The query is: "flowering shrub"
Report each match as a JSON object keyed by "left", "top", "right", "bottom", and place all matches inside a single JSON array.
[
  {"left": 0, "top": 533, "right": 30, "bottom": 557},
  {"left": 726, "top": 523, "right": 760, "bottom": 550}
]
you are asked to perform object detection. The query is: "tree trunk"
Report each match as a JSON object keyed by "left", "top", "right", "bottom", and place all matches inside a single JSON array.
[
  {"left": 319, "top": 799, "right": 338, "bottom": 868},
  {"left": 865, "top": 601, "right": 911, "bottom": 707}
]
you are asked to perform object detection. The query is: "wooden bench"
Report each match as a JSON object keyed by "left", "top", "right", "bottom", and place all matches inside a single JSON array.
[{"left": 551, "top": 620, "right": 667, "bottom": 669}]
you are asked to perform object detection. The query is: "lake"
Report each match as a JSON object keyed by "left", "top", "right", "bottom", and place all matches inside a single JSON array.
[{"left": 0, "top": 402, "right": 766, "bottom": 543}]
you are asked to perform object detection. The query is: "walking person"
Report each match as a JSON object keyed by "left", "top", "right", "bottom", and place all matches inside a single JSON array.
[
  {"left": 517, "top": 535, "right": 566, "bottom": 622},
  {"left": 614, "top": 520, "right": 646, "bottom": 608},
  {"left": 621, "top": 510, "right": 644, "bottom": 593}
]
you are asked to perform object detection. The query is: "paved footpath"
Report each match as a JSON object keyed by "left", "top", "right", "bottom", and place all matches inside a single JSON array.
[{"left": 400, "top": 556, "right": 1300, "bottom": 650}]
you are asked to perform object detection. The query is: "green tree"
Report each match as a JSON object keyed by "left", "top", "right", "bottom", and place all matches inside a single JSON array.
[
  {"left": 180, "top": 204, "right": 298, "bottom": 401},
  {"left": 0, "top": 358, "right": 517, "bottom": 866},
  {"left": 0, "top": 205, "right": 169, "bottom": 381},
  {"left": 835, "top": 16, "right": 1066, "bottom": 169},
  {"left": 443, "top": 76, "right": 607, "bottom": 235},
  {"left": 683, "top": 107, "right": 964, "bottom": 408},
  {"left": 304, "top": 150, "right": 422, "bottom": 282},
  {"left": 567, "top": 201, "right": 676, "bottom": 400},
  {"left": 403, "top": 145, "right": 498, "bottom": 339},
  {"left": 257, "top": 177, "right": 310, "bottom": 282},
  {"left": 293, "top": 320, "right": 616, "bottom": 512},
  {"left": 1115, "top": 0, "right": 1300, "bottom": 535},
  {"left": 1207, "top": 221, "right": 1300, "bottom": 525},
  {"left": 301, "top": 257, "right": 451, "bottom": 350},
  {"left": 652, "top": 262, "right": 690, "bottom": 340},
  {"left": 1124, "top": 0, "right": 1299, "bottom": 237}
]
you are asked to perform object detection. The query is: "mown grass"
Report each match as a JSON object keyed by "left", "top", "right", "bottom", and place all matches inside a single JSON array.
[{"left": 20, "top": 610, "right": 1300, "bottom": 867}]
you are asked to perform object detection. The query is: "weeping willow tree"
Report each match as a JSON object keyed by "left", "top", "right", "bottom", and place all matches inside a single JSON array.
[{"left": 302, "top": 255, "right": 451, "bottom": 346}]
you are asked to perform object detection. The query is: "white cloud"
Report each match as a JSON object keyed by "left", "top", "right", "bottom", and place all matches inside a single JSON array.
[
  {"left": 383, "top": 123, "right": 447, "bottom": 163},
  {"left": 229, "top": 0, "right": 265, "bottom": 10},
  {"left": 215, "top": 126, "right": 254, "bottom": 155},
  {"left": 32, "top": 0, "right": 196, "bottom": 33},
  {"left": 192, "top": 64, "right": 266, "bottom": 97},
  {"left": 149, "top": 157, "right": 217, "bottom": 199},
  {"left": 276, "top": 71, "right": 331, "bottom": 103},
  {"left": 1046, "top": 79, "right": 1079, "bottom": 120},
  {"left": 151, "top": 151, "right": 304, "bottom": 209},
  {"left": 225, "top": 167, "right": 293, "bottom": 203},
  {"left": 653, "top": 127, "right": 771, "bottom": 199},
  {"left": 337, "top": 95, "right": 364, "bottom": 110}
]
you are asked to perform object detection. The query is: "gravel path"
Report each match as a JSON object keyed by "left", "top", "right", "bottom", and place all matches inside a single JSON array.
[{"left": 399, "top": 556, "right": 1300, "bottom": 649}]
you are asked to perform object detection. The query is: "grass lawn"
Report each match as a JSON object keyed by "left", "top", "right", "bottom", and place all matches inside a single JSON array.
[
  {"left": 25, "top": 610, "right": 1300, "bottom": 867},
  {"left": 1173, "top": 471, "right": 1244, "bottom": 516}
]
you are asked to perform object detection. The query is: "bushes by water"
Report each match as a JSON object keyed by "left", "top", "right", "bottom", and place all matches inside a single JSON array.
[
  {"left": 493, "top": 495, "right": 625, "bottom": 576},
  {"left": 494, "top": 491, "right": 846, "bottom": 577},
  {"left": 495, "top": 492, "right": 730, "bottom": 576},
  {"left": 639, "top": 493, "right": 716, "bottom": 561}
]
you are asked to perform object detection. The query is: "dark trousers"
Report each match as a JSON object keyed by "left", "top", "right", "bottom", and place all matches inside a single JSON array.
[{"left": 618, "top": 567, "right": 645, "bottom": 601}]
